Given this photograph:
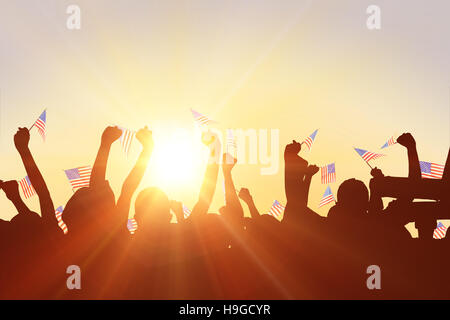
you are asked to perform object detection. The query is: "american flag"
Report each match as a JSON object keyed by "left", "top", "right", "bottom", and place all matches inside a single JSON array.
[
  {"left": 55, "top": 206, "right": 68, "bottom": 234},
  {"left": 354, "top": 147, "right": 385, "bottom": 163},
  {"left": 302, "top": 129, "right": 318, "bottom": 151},
  {"left": 119, "top": 127, "right": 135, "bottom": 156},
  {"left": 31, "top": 109, "right": 47, "bottom": 140},
  {"left": 319, "top": 185, "right": 335, "bottom": 208},
  {"left": 19, "top": 176, "right": 36, "bottom": 199},
  {"left": 267, "top": 200, "right": 285, "bottom": 219},
  {"left": 191, "top": 109, "right": 215, "bottom": 126},
  {"left": 420, "top": 161, "right": 444, "bottom": 179},
  {"left": 226, "top": 129, "right": 237, "bottom": 157},
  {"left": 433, "top": 222, "right": 448, "bottom": 239},
  {"left": 381, "top": 136, "right": 396, "bottom": 149},
  {"left": 321, "top": 163, "right": 336, "bottom": 184},
  {"left": 127, "top": 218, "right": 138, "bottom": 234},
  {"left": 64, "top": 166, "right": 92, "bottom": 191},
  {"left": 183, "top": 204, "right": 192, "bottom": 219}
]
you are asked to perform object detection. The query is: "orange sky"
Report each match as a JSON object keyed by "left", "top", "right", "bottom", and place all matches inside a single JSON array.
[{"left": 0, "top": 1, "right": 449, "bottom": 236}]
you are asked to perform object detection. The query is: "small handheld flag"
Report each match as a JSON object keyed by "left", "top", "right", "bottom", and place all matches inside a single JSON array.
[
  {"left": 267, "top": 200, "right": 285, "bottom": 219},
  {"left": 381, "top": 136, "right": 396, "bottom": 149},
  {"left": 319, "top": 185, "right": 335, "bottom": 208},
  {"left": 182, "top": 204, "right": 192, "bottom": 219},
  {"left": 321, "top": 163, "right": 336, "bottom": 184},
  {"left": 30, "top": 109, "right": 46, "bottom": 141},
  {"left": 226, "top": 129, "right": 237, "bottom": 158},
  {"left": 19, "top": 176, "right": 36, "bottom": 199},
  {"left": 433, "top": 222, "right": 448, "bottom": 239},
  {"left": 354, "top": 147, "right": 385, "bottom": 169},
  {"left": 302, "top": 129, "right": 318, "bottom": 151},
  {"left": 119, "top": 127, "right": 135, "bottom": 156},
  {"left": 127, "top": 218, "right": 138, "bottom": 234},
  {"left": 191, "top": 109, "right": 215, "bottom": 127},
  {"left": 64, "top": 166, "right": 92, "bottom": 191},
  {"left": 420, "top": 161, "right": 444, "bottom": 179},
  {"left": 55, "top": 206, "right": 68, "bottom": 234}
]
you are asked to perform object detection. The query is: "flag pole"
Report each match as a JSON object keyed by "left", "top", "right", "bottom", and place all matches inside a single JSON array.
[{"left": 353, "top": 146, "right": 373, "bottom": 170}]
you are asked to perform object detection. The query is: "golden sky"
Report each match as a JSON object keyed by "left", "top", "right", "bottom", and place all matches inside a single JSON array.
[{"left": 0, "top": 0, "right": 449, "bottom": 234}]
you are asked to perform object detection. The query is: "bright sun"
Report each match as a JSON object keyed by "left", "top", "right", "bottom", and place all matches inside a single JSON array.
[{"left": 148, "top": 128, "right": 206, "bottom": 189}]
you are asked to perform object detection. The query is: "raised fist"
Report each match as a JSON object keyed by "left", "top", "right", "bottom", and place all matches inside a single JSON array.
[
  {"left": 396, "top": 133, "right": 416, "bottom": 149},
  {"left": 1, "top": 180, "right": 21, "bottom": 201},
  {"left": 284, "top": 140, "right": 301, "bottom": 157},
  {"left": 370, "top": 167, "right": 384, "bottom": 179},
  {"left": 202, "top": 130, "right": 221, "bottom": 162},
  {"left": 238, "top": 188, "right": 252, "bottom": 203},
  {"left": 14, "top": 127, "right": 30, "bottom": 151},
  {"left": 306, "top": 164, "right": 320, "bottom": 176},
  {"left": 136, "top": 126, "right": 153, "bottom": 150},
  {"left": 101, "top": 126, "right": 122, "bottom": 145},
  {"left": 222, "top": 153, "right": 237, "bottom": 173}
]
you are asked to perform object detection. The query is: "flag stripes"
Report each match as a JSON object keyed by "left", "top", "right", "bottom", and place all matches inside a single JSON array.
[
  {"left": 267, "top": 200, "right": 285, "bottom": 219},
  {"left": 19, "top": 176, "right": 36, "bottom": 199},
  {"left": 354, "top": 147, "right": 385, "bottom": 163},
  {"left": 191, "top": 109, "right": 214, "bottom": 126},
  {"left": 420, "top": 161, "right": 444, "bottom": 179},
  {"left": 381, "top": 136, "right": 396, "bottom": 149},
  {"left": 433, "top": 222, "right": 448, "bottom": 239},
  {"left": 55, "top": 206, "right": 68, "bottom": 234},
  {"left": 321, "top": 163, "right": 336, "bottom": 184},
  {"left": 119, "top": 127, "right": 135, "bottom": 156},
  {"left": 32, "top": 110, "right": 47, "bottom": 140},
  {"left": 183, "top": 204, "right": 192, "bottom": 219},
  {"left": 127, "top": 218, "right": 138, "bottom": 234},
  {"left": 302, "top": 129, "right": 318, "bottom": 151},
  {"left": 64, "top": 166, "right": 92, "bottom": 191},
  {"left": 319, "top": 185, "right": 335, "bottom": 208}
]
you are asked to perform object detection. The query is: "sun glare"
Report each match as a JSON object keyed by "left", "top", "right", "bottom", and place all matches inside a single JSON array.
[{"left": 149, "top": 128, "right": 206, "bottom": 189}]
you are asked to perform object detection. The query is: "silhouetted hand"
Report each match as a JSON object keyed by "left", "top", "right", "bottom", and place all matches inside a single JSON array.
[
  {"left": 0, "top": 179, "right": 3, "bottom": 190},
  {"left": 1, "top": 180, "right": 21, "bottom": 201},
  {"left": 284, "top": 140, "right": 308, "bottom": 169},
  {"left": 201, "top": 131, "right": 216, "bottom": 147},
  {"left": 222, "top": 153, "right": 237, "bottom": 173},
  {"left": 306, "top": 165, "right": 319, "bottom": 176},
  {"left": 284, "top": 140, "right": 301, "bottom": 157},
  {"left": 136, "top": 126, "right": 153, "bottom": 151},
  {"left": 238, "top": 188, "right": 252, "bottom": 203},
  {"left": 101, "top": 126, "right": 122, "bottom": 146},
  {"left": 14, "top": 127, "right": 30, "bottom": 151},
  {"left": 370, "top": 167, "right": 384, "bottom": 179},
  {"left": 397, "top": 133, "right": 415, "bottom": 149},
  {"left": 202, "top": 130, "right": 221, "bottom": 162}
]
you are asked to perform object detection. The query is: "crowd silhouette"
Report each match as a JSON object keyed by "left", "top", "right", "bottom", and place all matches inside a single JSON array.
[{"left": 0, "top": 124, "right": 449, "bottom": 299}]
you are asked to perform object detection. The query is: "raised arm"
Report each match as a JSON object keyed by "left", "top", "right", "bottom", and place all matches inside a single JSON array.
[
  {"left": 90, "top": 126, "right": 122, "bottom": 188},
  {"left": 116, "top": 127, "right": 153, "bottom": 222},
  {"left": 284, "top": 141, "right": 308, "bottom": 205},
  {"left": 14, "top": 128, "right": 55, "bottom": 225},
  {"left": 189, "top": 131, "right": 221, "bottom": 219},
  {"left": 397, "top": 133, "right": 420, "bottom": 180},
  {"left": 369, "top": 167, "right": 385, "bottom": 214},
  {"left": 222, "top": 153, "right": 244, "bottom": 222},
  {"left": 302, "top": 165, "right": 319, "bottom": 207},
  {"left": 170, "top": 200, "right": 186, "bottom": 225},
  {"left": 283, "top": 140, "right": 309, "bottom": 223},
  {"left": 0, "top": 180, "right": 34, "bottom": 216},
  {"left": 238, "top": 188, "right": 260, "bottom": 219}
]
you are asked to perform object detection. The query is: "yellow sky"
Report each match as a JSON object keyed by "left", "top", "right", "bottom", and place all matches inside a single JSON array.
[{"left": 0, "top": 1, "right": 449, "bottom": 233}]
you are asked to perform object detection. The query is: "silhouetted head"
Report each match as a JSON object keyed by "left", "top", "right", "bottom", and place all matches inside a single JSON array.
[
  {"left": 337, "top": 178, "right": 369, "bottom": 214},
  {"left": 63, "top": 181, "right": 116, "bottom": 236},
  {"left": 135, "top": 187, "right": 171, "bottom": 228}
]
